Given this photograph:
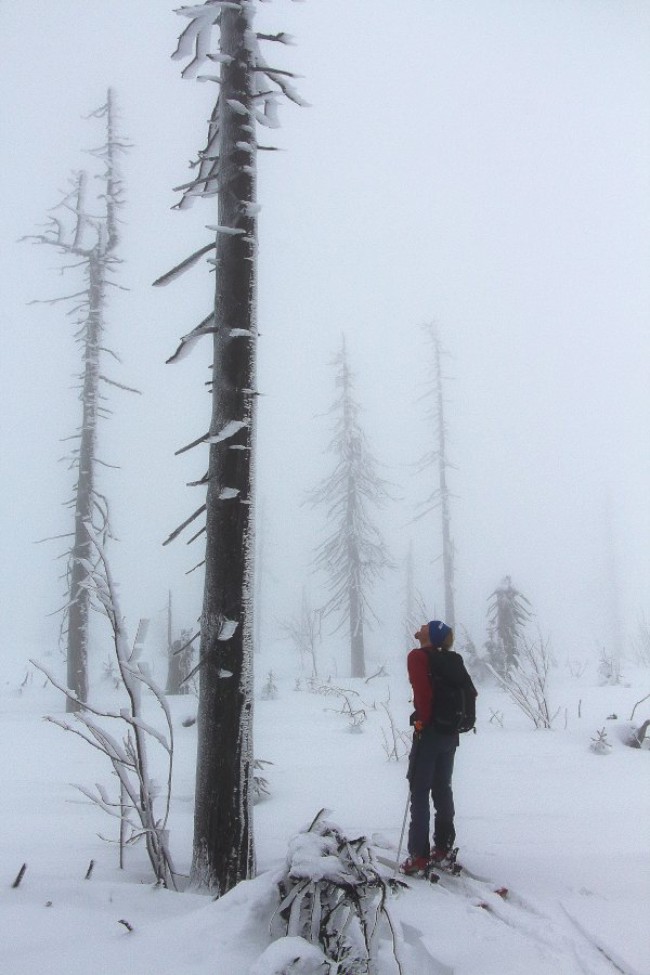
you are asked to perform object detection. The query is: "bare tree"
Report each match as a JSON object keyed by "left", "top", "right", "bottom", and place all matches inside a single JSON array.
[
  {"left": 24, "top": 90, "right": 132, "bottom": 711},
  {"left": 632, "top": 616, "right": 650, "bottom": 667},
  {"left": 158, "top": 1, "right": 305, "bottom": 895},
  {"left": 281, "top": 588, "right": 322, "bottom": 678},
  {"left": 415, "top": 325, "right": 456, "bottom": 628},
  {"left": 309, "top": 338, "right": 392, "bottom": 678}
]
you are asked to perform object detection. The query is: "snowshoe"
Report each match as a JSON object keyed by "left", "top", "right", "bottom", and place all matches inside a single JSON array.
[
  {"left": 428, "top": 847, "right": 462, "bottom": 877},
  {"left": 400, "top": 855, "right": 430, "bottom": 877}
]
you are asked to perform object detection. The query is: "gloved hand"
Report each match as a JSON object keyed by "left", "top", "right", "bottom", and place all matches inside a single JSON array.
[{"left": 409, "top": 711, "right": 424, "bottom": 733}]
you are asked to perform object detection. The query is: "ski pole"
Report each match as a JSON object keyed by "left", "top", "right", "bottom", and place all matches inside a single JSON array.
[
  {"left": 394, "top": 787, "right": 410, "bottom": 876},
  {"left": 395, "top": 728, "right": 420, "bottom": 874}
]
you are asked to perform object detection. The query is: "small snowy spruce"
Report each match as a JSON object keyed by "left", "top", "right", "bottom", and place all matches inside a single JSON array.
[
  {"left": 590, "top": 727, "right": 612, "bottom": 755},
  {"left": 261, "top": 671, "right": 279, "bottom": 700}
]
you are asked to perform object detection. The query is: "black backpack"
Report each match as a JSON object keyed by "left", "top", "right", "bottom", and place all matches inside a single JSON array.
[{"left": 426, "top": 649, "right": 477, "bottom": 734}]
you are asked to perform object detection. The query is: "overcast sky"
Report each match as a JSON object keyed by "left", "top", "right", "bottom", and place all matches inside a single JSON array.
[{"left": 1, "top": 0, "right": 648, "bottom": 681}]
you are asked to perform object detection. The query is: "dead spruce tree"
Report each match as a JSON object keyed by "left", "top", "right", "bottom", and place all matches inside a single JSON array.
[
  {"left": 157, "top": 1, "right": 305, "bottom": 895},
  {"left": 486, "top": 575, "right": 533, "bottom": 677},
  {"left": 309, "top": 339, "right": 391, "bottom": 678},
  {"left": 24, "top": 90, "right": 131, "bottom": 712},
  {"left": 415, "top": 324, "right": 456, "bottom": 628}
]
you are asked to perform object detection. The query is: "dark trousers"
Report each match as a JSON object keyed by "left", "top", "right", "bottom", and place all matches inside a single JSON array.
[{"left": 407, "top": 727, "right": 457, "bottom": 857}]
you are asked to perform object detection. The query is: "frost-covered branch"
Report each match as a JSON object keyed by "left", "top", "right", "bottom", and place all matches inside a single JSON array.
[
  {"left": 272, "top": 812, "right": 406, "bottom": 975},
  {"left": 487, "top": 634, "right": 556, "bottom": 729},
  {"left": 34, "top": 527, "right": 177, "bottom": 888}
]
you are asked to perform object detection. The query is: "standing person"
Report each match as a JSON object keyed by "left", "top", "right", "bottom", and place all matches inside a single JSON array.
[{"left": 401, "top": 619, "right": 477, "bottom": 876}]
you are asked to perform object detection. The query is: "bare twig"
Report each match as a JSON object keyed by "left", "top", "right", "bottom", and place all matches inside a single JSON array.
[
  {"left": 163, "top": 504, "right": 207, "bottom": 546},
  {"left": 486, "top": 634, "right": 554, "bottom": 729},
  {"left": 11, "top": 864, "right": 27, "bottom": 889},
  {"left": 629, "top": 693, "right": 650, "bottom": 722},
  {"left": 34, "top": 527, "right": 177, "bottom": 889}
]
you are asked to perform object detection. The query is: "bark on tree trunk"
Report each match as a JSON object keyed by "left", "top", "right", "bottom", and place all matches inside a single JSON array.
[
  {"left": 67, "top": 248, "right": 103, "bottom": 711},
  {"left": 165, "top": 592, "right": 185, "bottom": 695},
  {"left": 348, "top": 535, "right": 365, "bottom": 678},
  {"left": 63, "top": 92, "right": 122, "bottom": 712},
  {"left": 433, "top": 335, "right": 455, "bottom": 629},
  {"left": 191, "top": 6, "right": 256, "bottom": 895},
  {"left": 349, "top": 574, "right": 365, "bottom": 678}
]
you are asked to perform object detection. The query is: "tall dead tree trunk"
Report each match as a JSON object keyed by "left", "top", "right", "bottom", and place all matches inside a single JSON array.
[
  {"left": 165, "top": 591, "right": 184, "bottom": 694},
  {"left": 434, "top": 334, "right": 456, "bottom": 629},
  {"left": 67, "top": 243, "right": 105, "bottom": 707},
  {"left": 191, "top": 5, "right": 258, "bottom": 893},
  {"left": 417, "top": 325, "right": 456, "bottom": 629},
  {"left": 162, "top": 1, "right": 305, "bottom": 895},
  {"left": 66, "top": 90, "right": 128, "bottom": 711},
  {"left": 404, "top": 541, "right": 428, "bottom": 649},
  {"left": 348, "top": 537, "right": 365, "bottom": 678},
  {"left": 24, "top": 89, "right": 129, "bottom": 712},
  {"left": 342, "top": 351, "right": 365, "bottom": 678}
]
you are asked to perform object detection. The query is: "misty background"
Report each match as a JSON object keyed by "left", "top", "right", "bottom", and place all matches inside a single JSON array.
[{"left": 1, "top": 0, "right": 648, "bottom": 684}]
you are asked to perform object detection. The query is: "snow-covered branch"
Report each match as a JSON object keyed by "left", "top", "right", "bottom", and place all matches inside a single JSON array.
[
  {"left": 272, "top": 813, "right": 406, "bottom": 974},
  {"left": 34, "top": 526, "right": 177, "bottom": 888},
  {"left": 487, "top": 634, "right": 556, "bottom": 729}
]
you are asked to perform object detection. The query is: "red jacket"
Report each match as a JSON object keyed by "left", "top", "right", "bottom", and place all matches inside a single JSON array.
[{"left": 407, "top": 647, "right": 433, "bottom": 725}]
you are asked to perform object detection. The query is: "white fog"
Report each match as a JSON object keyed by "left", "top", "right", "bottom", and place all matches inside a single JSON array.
[
  {"left": 0, "top": 2, "right": 648, "bottom": 972},
  {"left": 2, "top": 1, "right": 648, "bottom": 672}
]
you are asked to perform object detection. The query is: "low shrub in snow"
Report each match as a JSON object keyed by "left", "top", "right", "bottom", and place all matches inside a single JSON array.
[
  {"left": 487, "top": 635, "right": 557, "bottom": 728},
  {"left": 253, "top": 759, "right": 273, "bottom": 803},
  {"left": 261, "top": 671, "right": 280, "bottom": 700},
  {"left": 306, "top": 679, "right": 367, "bottom": 733}
]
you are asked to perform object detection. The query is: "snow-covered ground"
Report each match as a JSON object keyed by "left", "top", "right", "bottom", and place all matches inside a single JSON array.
[{"left": 1, "top": 654, "right": 648, "bottom": 974}]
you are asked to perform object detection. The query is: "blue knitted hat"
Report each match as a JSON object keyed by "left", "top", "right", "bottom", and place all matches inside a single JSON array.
[{"left": 428, "top": 620, "right": 453, "bottom": 648}]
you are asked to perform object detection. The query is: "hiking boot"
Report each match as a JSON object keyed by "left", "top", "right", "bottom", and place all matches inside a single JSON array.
[{"left": 400, "top": 855, "right": 430, "bottom": 876}]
